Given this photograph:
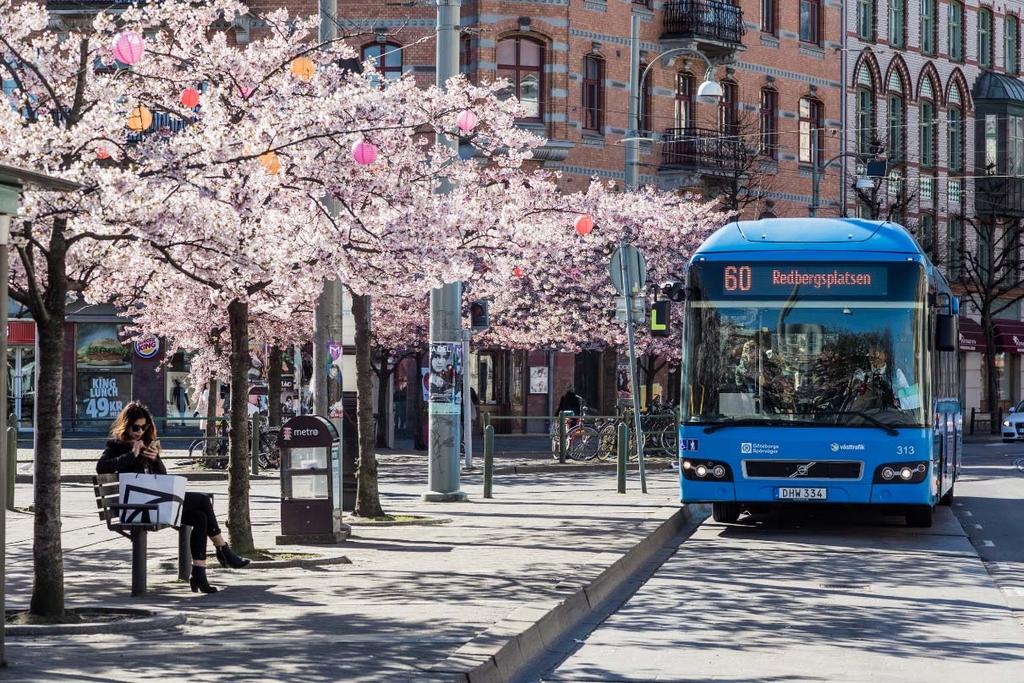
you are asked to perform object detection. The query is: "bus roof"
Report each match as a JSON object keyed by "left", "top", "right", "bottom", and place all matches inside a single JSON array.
[{"left": 694, "top": 218, "right": 923, "bottom": 256}]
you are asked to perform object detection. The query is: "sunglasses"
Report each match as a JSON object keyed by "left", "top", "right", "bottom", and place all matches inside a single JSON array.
[{"left": 130, "top": 423, "right": 148, "bottom": 433}]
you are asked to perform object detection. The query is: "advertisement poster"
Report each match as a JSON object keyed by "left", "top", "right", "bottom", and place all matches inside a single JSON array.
[
  {"left": 77, "top": 324, "right": 132, "bottom": 421},
  {"left": 616, "top": 363, "right": 632, "bottom": 399},
  {"left": 77, "top": 323, "right": 130, "bottom": 370},
  {"left": 77, "top": 372, "right": 132, "bottom": 421},
  {"left": 421, "top": 368, "right": 429, "bottom": 402},
  {"left": 428, "top": 342, "right": 462, "bottom": 414},
  {"left": 529, "top": 366, "right": 548, "bottom": 394}
]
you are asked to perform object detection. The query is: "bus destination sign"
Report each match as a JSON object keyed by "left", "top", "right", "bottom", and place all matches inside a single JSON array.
[{"left": 718, "top": 264, "right": 888, "bottom": 297}]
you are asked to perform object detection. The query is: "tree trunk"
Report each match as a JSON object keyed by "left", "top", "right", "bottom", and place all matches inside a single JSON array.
[
  {"left": 268, "top": 345, "right": 282, "bottom": 429},
  {"left": 226, "top": 299, "right": 255, "bottom": 553},
  {"left": 375, "top": 362, "right": 393, "bottom": 448},
  {"left": 984, "top": 317, "right": 1000, "bottom": 434},
  {"left": 30, "top": 314, "right": 66, "bottom": 617},
  {"left": 352, "top": 294, "right": 384, "bottom": 517},
  {"left": 204, "top": 378, "right": 219, "bottom": 459}
]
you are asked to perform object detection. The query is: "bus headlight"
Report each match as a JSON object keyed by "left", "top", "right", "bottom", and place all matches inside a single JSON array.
[
  {"left": 682, "top": 459, "right": 733, "bottom": 482},
  {"left": 873, "top": 462, "right": 928, "bottom": 484}
]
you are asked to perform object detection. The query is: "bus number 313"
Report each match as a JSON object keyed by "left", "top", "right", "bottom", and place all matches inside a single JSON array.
[{"left": 724, "top": 265, "right": 752, "bottom": 292}]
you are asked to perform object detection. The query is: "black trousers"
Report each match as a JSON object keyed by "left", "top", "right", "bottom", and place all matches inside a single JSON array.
[{"left": 181, "top": 492, "right": 222, "bottom": 561}]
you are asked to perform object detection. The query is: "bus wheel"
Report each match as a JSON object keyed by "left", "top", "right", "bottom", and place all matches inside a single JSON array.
[
  {"left": 939, "top": 483, "right": 955, "bottom": 506},
  {"left": 712, "top": 503, "right": 741, "bottom": 524},
  {"left": 906, "top": 506, "right": 933, "bottom": 528}
]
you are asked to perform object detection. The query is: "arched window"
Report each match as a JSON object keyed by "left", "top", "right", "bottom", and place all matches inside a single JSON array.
[
  {"left": 947, "top": 83, "right": 964, "bottom": 173},
  {"left": 919, "top": 75, "right": 936, "bottom": 167},
  {"left": 639, "top": 63, "right": 654, "bottom": 133},
  {"left": 886, "top": 70, "right": 905, "bottom": 164},
  {"left": 856, "top": 62, "right": 876, "bottom": 155},
  {"left": 759, "top": 87, "right": 778, "bottom": 158},
  {"left": 674, "top": 71, "right": 695, "bottom": 130},
  {"left": 799, "top": 96, "right": 823, "bottom": 165},
  {"left": 361, "top": 42, "right": 403, "bottom": 87},
  {"left": 582, "top": 55, "right": 603, "bottom": 131},
  {"left": 497, "top": 37, "right": 544, "bottom": 121}
]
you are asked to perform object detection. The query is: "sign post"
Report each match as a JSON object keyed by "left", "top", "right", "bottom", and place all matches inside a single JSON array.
[{"left": 610, "top": 241, "right": 648, "bottom": 493}]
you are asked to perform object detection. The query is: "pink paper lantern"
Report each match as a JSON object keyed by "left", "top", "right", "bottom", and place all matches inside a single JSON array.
[
  {"left": 180, "top": 87, "right": 201, "bottom": 109},
  {"left": 574, "top": 214, "right": 594, "bottom": 236},
  {"left": 240, "top": 86, "right": 254, "bottom": 99},
  {"left": 352, "top": 140, "right": 378, "bottom": 166},
  {"left": 513, "top": 266, "right": 524, "bottom": 278},
  {"left": 457, "top": 110, "right": 478, "bottom": 133},
  {"left": 112, "top": 32, "right": 145, "bottom": 65}
]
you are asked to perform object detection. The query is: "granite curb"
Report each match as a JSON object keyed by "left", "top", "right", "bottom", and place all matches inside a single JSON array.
[
  {"left": 17, "top": 472, "right": 280, "bottom": 484},
  {"left": 491, "top": 460, "right": 676, "bottom": 475},
  {"left": 426, "top": 502, "right": 704, "bottom": 683},
  {"left": 5, "top": 608, "right": 187, "bottom": 637}
]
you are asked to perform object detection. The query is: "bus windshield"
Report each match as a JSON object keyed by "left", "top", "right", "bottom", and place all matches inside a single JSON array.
[{"left": 682, "top": 261, "right": 928, "bottom": 429}]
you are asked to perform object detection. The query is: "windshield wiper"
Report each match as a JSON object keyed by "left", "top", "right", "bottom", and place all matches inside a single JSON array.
[
  {"left": 810, "top": 410, "right": 899, "bottom": 436},
  {"left": 702, "top": 417, "right": 821, "bottom": 434}
]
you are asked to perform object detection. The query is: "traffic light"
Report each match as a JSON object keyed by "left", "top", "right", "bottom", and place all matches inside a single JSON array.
[
  {"left": 470, "top": 300, "right": 490, "bottom": 330},
  {"left": 651, "top": 300, "right": 671, "bottom": 337}
]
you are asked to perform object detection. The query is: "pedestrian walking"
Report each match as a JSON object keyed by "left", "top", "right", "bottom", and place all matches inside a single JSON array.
[{"left": 96, "top": 401, "right": 251, "bottom": 594}]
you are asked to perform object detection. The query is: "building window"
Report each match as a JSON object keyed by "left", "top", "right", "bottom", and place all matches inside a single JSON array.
[
  {"left": 919, "top": 0, "right": 936, "bottom": 55},
  {"left": 985, "top": 114, "right": 998, "bottom": 172},
  {"left": 582, "top": 55, "right": 603, "bottom": 131},
  {"left": 1009, "top": 116, "right": 1024, "bottom": 176},
  {"left": 948, "top": 215, "right": 963, "bottom": 279},
  {"left": 889, "top": 0, "right": 905, "bottom": 47},
  {"left": 799, "top": 97, "right": 823, "bottom": 165},
  {"left": 1006, "top": 16, "right": 1020, "bottom": 75},
  {"left": 639, "top": 63, "right": 653, "bottom": 133},
  {"left": 979, "top": 8, "right": 994, "bottom": 69},
  {"left": 675, "top": 72, "right": 695, "bottom": 129},
  {"left": 719, "top": 80, "right": 738, "bottom": 135},
  {"left": 858, "top": 0, "right": 875, "bottom": 40},
  {"left": 919, "top": 212, "right": 936, "bottom": 259},
  {"left": 800, "top": 0, "right": 820, "bottom": 45},
  {"left": 886, "top": 71, "right": 905, "bottom": 164},
  {"left": 948, "top": 1, "right": 964, "bottom": 62},
  {"left": 460, "top": 35, "right": 473, "bottom": 76},
  {"left": 856, "top": 63, "right": 875, "bottom": 155},
  {"left": 947, "top": 104, "right": 964, "bottom": 173},
  {"left": 497, "top": 37, "right": 544, "bottom": 121},
  {"left": 759, "top": 87, "right": 778, "bottom": 158},
  {"left": 919, "top": 78, "right": 936, "bottom": 167},
  {"left": 361, "top": 42, "right": 403, "bottom": 86},
  {"left": 761, "top": 0, "right": 777, "bottom": 34}
]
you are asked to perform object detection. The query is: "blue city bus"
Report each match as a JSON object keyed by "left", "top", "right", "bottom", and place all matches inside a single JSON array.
[{"left": 678, "top": 218, "right": 962, "bottom": 527}]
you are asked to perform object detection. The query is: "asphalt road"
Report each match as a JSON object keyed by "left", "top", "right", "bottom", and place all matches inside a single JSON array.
[{"left": 538, "top": 440, "right": 1024, "bottom": 682}]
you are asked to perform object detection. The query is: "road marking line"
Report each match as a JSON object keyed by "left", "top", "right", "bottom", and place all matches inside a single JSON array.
[
  {"left": 955, "top": 502, "right": 963, "bottom": 506},
  {"left": 1003, "top": 587, "right": 1024, "bottom": 597},
  {"left": 964, "top": 510, "right": 974, "bottom": 517},
  {"left": 981, "top": 540, "right": 996, "bottom": 547},
  {"left": 974, "top": 524, "right": 984, "bottom": 530}
]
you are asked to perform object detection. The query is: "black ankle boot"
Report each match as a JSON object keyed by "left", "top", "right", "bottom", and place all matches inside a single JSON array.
[
  {"left": 190, "top": 565, "right": 218, "bottom": 594},
  {"left": 215, "top": 544, "right": 251, "bottom": 569}
]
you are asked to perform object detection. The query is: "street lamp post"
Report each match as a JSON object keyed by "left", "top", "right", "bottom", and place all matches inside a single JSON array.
[{"left": 810, "top": 151, "right": 880, "bottom": 217}]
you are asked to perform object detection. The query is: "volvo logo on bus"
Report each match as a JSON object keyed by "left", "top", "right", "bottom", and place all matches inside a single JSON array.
[{"left": 790, "top": 462, "right": 816, "bottom": 478}]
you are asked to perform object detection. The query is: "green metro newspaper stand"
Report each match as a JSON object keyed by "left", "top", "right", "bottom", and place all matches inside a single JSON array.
[{"left": 276, "top": 415, "right": 350, "bottom": 544}]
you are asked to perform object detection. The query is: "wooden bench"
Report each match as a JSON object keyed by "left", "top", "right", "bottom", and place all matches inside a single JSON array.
[{"left": 93, "top": 473, "right": 211, "bottom": 597}]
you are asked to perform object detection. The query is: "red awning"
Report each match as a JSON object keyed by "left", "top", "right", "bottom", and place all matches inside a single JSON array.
[
  {"left": 959, "top": 317, "right": 986, "bottom": 352},
  {"left": 995, "top": 319, "right": 1024, "bottom": 354},
  {"left": 8, "top": 321, "right": 34, "bottom": 345}
]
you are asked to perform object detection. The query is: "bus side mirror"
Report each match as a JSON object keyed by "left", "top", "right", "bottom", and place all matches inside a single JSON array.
[{"left": 936, "top": 313, "right": 956, "bottom": 352}]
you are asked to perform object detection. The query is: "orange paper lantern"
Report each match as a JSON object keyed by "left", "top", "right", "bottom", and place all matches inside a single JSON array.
[
  {"left": 259, "top": 151, "right": 281, "bottom": 175},
  {"left": 291, "top": 57, "right": 316, "bottom": 81},
  {"left": 126, "top": 106, "right": 153, "bottom": 132}
]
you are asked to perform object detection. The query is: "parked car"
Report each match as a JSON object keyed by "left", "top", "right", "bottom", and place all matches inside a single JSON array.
[{"left": 1001, "top": 400, "right": 1024, "bottom": 441}]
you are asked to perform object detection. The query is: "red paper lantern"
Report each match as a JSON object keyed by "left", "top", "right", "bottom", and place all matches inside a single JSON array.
[
  {"left": 96, "top": 148, "right": 111, "bottom": 160},
  {"left": 180, "top": 87, "right": 201, "bottom": 109},
  {"left": 352, "top": 140, "right": 378, "bottom": 166},
  {"left": 513, "top": 266, "right": 524, "bottom": 278},
  {"left": 112, "top": 31, "right": 145, "bottom": 65},
  {"left": 457, "top": 110, "right": 478, "bottom": 133},
  {"left": 574, "top": 214, "right": 594, "bottom": 236}
]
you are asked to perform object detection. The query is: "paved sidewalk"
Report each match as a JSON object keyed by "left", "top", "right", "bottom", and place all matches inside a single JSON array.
[{"left": 3, "top": 459, "right": 688, "bottom": 682}]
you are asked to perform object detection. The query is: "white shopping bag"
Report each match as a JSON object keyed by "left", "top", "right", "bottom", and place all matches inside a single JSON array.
[{"left": 118, "top": 474, "right": 186, "bottom": 526}]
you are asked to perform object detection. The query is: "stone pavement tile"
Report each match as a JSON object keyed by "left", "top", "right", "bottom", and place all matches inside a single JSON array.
[{"left": 3, "top": 462, "right": 683, "bottom": 682}]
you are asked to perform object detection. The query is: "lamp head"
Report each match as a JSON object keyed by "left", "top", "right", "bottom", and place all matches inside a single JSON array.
[
  {"left": 855, "top": 176, "right": 875, "bottom": 191},
  {"left": 696, "top": 78, "right": 723, "bottom": 103}
]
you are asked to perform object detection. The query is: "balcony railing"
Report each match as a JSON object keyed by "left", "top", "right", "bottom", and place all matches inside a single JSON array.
[
  {"left": 662, "top": 0, "right": 745, "bottom": 45},
  {"left": 661, "top": 127, "right": 745, "bottom": 173},
  {"left": 977, "top": 176, "right": 1024, "bottom": 217}
]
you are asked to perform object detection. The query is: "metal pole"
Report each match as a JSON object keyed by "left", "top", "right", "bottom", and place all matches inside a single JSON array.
[
  {"left": 6, "top": 426, "right": 14, "bottom": 512},
  {"left": 558, "top": 411, "right": 567, "bottom": 464},
  {"left": 810, "top": 162, "right": 820, "bottom": 217},
  {"left": 424, "top": 0, "right": 467, "bottom": 502},
  {"left": 462, "top": 331, "right": 472, "bottom": 470},
  {"left": 0, "top": 212, "right": 8, "bottom": 666},
  {"left": 625, "top": 12, "right": 641, "bottom": 191},
  {"left": 620, "top": 239, "right": 646, "bottom": 493},
  {"left": 839, "top": 0, "right": 849, "bottom": 215},
  {"left": 617, "top": 423, "right": 628, "bottom": 493},
  {"left": 483, "top": 424, "right": 493, "bottom": 498}
]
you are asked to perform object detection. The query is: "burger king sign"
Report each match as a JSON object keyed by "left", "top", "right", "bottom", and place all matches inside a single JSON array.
[{"left": 133, "top": 334, "right": 160, "bottom": 359}]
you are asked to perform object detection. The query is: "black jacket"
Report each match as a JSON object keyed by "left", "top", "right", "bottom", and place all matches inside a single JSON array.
[
  {"left": 556, "top": 392, "right": 583, "bottom": 416},
  {"left": 96, "top": 440, "right": 167, "bottom": 475}
]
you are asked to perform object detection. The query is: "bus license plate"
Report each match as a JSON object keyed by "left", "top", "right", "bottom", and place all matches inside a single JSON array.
[{"left": 775, "top": 487, "right": 828, "bottom": 500}]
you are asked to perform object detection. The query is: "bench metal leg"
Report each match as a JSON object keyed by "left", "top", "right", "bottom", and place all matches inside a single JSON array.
[
  {"left": 131, "top": 528, "right": 147, "bottom": 597},
  {"left": 178, "top": 525, "right": 193, "bottom": 581}
]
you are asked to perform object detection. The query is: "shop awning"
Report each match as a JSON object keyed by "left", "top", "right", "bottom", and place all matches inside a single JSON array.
[
  {"left": 959, "top": 317, "right": 986, "bottom": 352},
  {"left": 995, "top": 319, "right": 1024, "bottom": 354},
  {"left": 8, "top": 320, "right": 33, "bottom": 345}
]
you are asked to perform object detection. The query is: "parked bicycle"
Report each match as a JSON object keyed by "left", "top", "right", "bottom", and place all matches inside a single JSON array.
[{"left": 187, "top": 415, "right": 281, "bottom": 470}]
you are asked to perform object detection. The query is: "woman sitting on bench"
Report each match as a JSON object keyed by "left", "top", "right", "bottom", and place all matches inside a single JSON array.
[{"left": 97, "top": 401, "right": 250, "bottom": 593}]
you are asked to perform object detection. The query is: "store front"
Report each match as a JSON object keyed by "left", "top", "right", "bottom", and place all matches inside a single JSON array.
[
  {"left": 7, "top": 321, "right": 35, "bottom": 431},
  {"left": 959, "top": 316, "right": 1024, "bottom": 414}
]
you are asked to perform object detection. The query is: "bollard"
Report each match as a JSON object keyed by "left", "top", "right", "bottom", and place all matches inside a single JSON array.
[
  {"left": 483, "top": 425, "right": 494, "bottom": 499},
  {"left": 250, "top": 415, "right": 260, "bottom": 476},
  {"left": 617, "top": 423, "right": 628, "bottom": 494},
  {"left": 6, "top": 426, "right": 15, "bottom": 511},
  {"left": 558, "top": 411, "right": 568, "bottom": 464}
]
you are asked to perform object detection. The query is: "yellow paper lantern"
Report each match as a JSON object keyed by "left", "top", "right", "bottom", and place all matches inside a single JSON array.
[
  {"left": 259, "top": 151, "right": 281, "bottom": 175},
  {"left": 126, "top": 106, "right": 153, "bottom": 132},
  {"left": 291, "top": 57, "right": 316, "bottom": 82}
]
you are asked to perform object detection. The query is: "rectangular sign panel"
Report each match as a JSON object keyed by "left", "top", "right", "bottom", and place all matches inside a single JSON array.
[{"left": 715, "top": 264, "right": 888, "bottom": 297}]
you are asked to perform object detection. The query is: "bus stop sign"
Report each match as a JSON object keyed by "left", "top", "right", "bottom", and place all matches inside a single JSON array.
[{"left": 610, "top": 244, "right": 647, "bottom": 295}]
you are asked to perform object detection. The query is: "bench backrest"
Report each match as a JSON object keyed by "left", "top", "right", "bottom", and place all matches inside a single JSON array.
[{"left": 93, "top": 473, "right": 120, "bottom": 526}]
